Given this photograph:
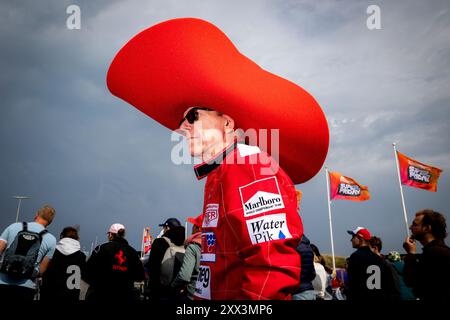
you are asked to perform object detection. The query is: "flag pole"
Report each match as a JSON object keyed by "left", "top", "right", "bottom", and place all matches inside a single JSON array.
[
  {"left": 325, "top": 167, "right": 336, "bottom": 275},
  {"left": 392, "top": 143, "right": 410, "bottom": 237}
]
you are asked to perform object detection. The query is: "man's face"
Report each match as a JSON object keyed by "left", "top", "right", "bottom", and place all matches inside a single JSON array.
[
  {"left": 178, "top": 107, "right": 227, "bottom": 158},
  {"left": 351, "top": 235, "right": 361, "bottom": 248},
  {"left": 410, "top": 214, "right": 428, "bottom": 241}
]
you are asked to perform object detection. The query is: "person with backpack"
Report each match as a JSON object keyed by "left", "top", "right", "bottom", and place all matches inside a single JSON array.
[
  {"left": 171, "top": 214, "right": 202, "bottom": 300},
  {"left": 40, "top": 226, "right": 87, "bottom": 301},
  {"left": 82, "top": 223, "right": 145, "bottom": 302},
  {"left": 144, "top": 218, "right": 185, "bottom": 301},
  {"left": 0, "top": 205, "right": 57, "bottom": 301}
]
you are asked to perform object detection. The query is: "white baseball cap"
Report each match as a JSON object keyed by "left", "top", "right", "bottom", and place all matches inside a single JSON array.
[{"left": 108, "top": 223, "right": 125, "bottom": 234}]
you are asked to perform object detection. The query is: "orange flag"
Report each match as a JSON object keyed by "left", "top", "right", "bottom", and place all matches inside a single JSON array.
[
  {"left": 397, "top": 151, "right": 442, "bottom": 192},
  {"left": 329, "top": 171, "right": 370, "bottom": 201}
]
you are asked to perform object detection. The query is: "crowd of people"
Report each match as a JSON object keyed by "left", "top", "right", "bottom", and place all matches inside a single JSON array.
[{"left": 0, "top": 205, "right": 449, "bottom": 302}]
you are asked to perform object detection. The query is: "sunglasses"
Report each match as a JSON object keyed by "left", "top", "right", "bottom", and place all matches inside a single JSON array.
[{"left": 178, "top": 107, "right": 213, "bottom": 127}]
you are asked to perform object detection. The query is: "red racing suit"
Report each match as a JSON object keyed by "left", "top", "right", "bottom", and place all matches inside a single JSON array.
[{"left": 193, "top": 142, "right": 303, "bottom": 300}]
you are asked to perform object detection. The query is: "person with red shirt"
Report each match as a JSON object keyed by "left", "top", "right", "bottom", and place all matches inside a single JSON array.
[{"left": 106, "top": 18, "right": 329, "bottom": 299}]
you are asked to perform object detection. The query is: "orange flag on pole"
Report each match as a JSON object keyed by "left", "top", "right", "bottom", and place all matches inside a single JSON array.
[
  {"left": 397, "top": 151, "right": 442, "bottom": 192},
  {"left": 329, "top": 171, "right": 370, "bottom": 201}
]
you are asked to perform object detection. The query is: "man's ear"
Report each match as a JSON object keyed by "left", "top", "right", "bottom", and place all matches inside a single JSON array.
[{"left": 223, "top": 114, "right": 235, "bottom": 131}]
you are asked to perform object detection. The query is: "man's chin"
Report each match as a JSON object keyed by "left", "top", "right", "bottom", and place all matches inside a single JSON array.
[{"left": 188, "top": 147, "right": 203, "bottom": 159}]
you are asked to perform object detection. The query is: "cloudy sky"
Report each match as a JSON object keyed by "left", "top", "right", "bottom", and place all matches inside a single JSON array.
[{"left": 1, "top": 0, "right": 449, "bottom": 258}]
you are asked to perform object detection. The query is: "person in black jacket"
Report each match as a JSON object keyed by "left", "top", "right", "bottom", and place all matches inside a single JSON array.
[
  {"left": 369, "top": 236, "right": 401, "bottom": 301},
  {"left": 403, "top": 209, "right": 450, "bottom": 301},
  {"left": 40, "top": 226, "right": 86, "bottom": 301},
  {"left": 83, "top": 223, "right": 145, "bottom": 302},
  {"left": 345, "top": 227, "right": 384, "bottom": 301},
  {"left": 292, "top": 234, "right": 316, "bottom": 300},
  {"left": 144, "top": 218, "right": 185, "bottom": 301}
]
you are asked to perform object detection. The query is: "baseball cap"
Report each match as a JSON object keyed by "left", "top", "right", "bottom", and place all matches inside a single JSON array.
[
  {"left": 158, "top": 218, "right": 181, "bottom": 228},
  {"left": 187, "top": 214, "right": 203, "bottom": 228},
  {"left": 347, "top": 227, "right": 371, "bottom": 241},
  {"left": 109, "top": 223, "right": 125, "bottom": 234}
]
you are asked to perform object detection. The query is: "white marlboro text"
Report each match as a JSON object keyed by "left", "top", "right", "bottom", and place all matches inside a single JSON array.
[
  {"left": 194, "top": 265, "right": 211, "bottom": 300},
  {"left": 246, "top": 213, "right": 292, "bottom": 245},
  {"left": 239, "top": 177, "right": 285, "bottom": 217},
  {"left": 408, "top": 166, "right": 431, "bottom": 183},
  {"left": 338, "top": 183, "right": 361, "bottom": 197}
]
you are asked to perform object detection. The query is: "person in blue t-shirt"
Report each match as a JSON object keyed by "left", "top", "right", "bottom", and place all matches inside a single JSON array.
[{"left": 0, "top": 205, "right": 57, "bottom": 300}]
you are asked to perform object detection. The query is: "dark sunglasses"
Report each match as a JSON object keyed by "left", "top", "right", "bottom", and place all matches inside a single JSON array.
[{"left": 178, "top": 107, "right": 213, "bottom": 127}]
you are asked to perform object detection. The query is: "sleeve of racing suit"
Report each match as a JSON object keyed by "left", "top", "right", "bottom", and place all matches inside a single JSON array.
[{"left": 222, "top": 151, "right": 303, "bottom": 300}]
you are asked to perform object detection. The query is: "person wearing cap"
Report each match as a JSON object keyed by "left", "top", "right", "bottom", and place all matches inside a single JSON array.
[
  {"left": 83, "top": 223, "right": 145, "bottom": 301},
  {"left": 402, "top": 209, "right": 450, "bottom": 301},
  {"left": 144, "top": 218, "right": 185, "bottom": 301},
  {"left": 171, "top": 214, "right": 203, "bottom": 300},
  {"left": 107, "top": 18, "right": 329, "bottom": 299},
  {"left": 345, "top": 227, "right": 384, "bottom": 301}
]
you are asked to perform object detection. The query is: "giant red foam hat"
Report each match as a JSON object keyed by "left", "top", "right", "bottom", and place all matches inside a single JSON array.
[{"left": 107, "top": 18, "right": 329, "bottom": 184}]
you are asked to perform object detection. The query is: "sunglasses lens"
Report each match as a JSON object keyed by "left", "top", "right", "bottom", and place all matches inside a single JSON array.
[
  {"left": 179, "top": 108, "right": 213, "bottom": 126},
  {"left": 186, "top": 109, "right": 198, "bottom": 124}
]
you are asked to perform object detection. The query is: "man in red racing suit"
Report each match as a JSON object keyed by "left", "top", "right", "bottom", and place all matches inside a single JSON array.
[{"left": 178, "top": 107, "right": 303, "bottom": 300}]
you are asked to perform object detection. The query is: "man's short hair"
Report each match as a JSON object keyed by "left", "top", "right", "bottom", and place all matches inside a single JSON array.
[
  {"left": 369, "top": 236, "right": 382, "bottom": 252},
  {"left": 60, "top": 226, "right": 79, "bottom": 240},
  {"left": 37, "top": 205, "right": 56, "bottom": 225},
  {"left": 416, "top": 209, "right": 448, "bottom": 240}
]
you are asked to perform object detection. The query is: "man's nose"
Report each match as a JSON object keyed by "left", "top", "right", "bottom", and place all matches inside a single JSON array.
[{"left": 177, "top": 122, "right": 193, "bottom": 136}]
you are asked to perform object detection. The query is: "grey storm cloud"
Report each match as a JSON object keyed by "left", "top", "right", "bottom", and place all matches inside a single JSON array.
[{"left": 1, "top": 0, "right": 449, "bottom": 257}]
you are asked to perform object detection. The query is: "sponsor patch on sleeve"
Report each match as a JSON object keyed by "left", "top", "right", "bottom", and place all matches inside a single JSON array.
[
  {"left": 239, "top": 177, "right": 285, "bottom": 217},
  {"left": 200, "top": 232, "right": 216, "bottom": 262},
  {"left": 194, "top": 265, "right": 211, "bottom": 300},
  {"left": 245, "top": 213, "right": 292, "bottom": 245},
  {"left": 203, "top": 203, "right": 219, "bottom": 228}
]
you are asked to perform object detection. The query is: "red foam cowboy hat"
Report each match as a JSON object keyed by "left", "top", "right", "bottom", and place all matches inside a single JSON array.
[{"left": 107, "top": 18, "right": 329, "bottom": 184}]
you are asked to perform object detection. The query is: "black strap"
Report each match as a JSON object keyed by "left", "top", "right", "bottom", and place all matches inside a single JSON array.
[
  {"left": 22, "top": 221, "right": 27, "bottom": 232},
  {"left": 38, "top": 229, "right": 48, "bottom": 241}
]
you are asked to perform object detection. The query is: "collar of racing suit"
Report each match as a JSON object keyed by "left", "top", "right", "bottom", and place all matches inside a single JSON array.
[{"left": 193, "top": 140, "right": 238, "bottom": 179}]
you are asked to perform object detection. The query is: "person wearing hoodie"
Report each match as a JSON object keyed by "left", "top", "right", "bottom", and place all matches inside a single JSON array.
[
  {"left": 83, "top": 223, "right": 145, "bottom": 302},
  {"left": 171, "top": 214, "right": 203, "bottom": 300},
  {"left": 144, "top": 218, "right": 185, "bottom": 301},
  {"left": 40, "top": 226, "right": 86, "bottom": 301}
]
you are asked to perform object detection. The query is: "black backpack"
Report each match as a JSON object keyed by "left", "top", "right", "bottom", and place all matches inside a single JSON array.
[{"left": 0, "top": 222, "right": 48, "bottom": 280}]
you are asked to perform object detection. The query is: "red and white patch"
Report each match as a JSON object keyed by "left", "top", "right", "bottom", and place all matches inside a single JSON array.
[
  {"left": 203, "top": 203, "right": 219, "bottom": 228},
  {"left": 239, "top": 177, "right": 285, "bottom": 217}
]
